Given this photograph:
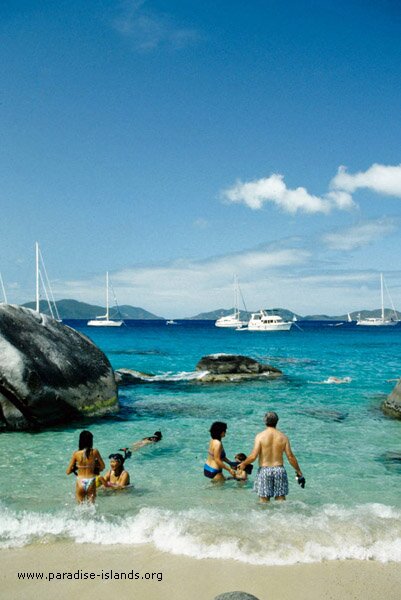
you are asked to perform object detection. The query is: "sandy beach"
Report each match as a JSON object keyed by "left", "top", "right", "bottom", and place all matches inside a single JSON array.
[{"left": 1, "top": 543, "right": 401, "bottom": 600}]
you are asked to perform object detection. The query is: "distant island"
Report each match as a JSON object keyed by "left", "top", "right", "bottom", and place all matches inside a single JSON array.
[
  {"left": 20, "top": 300, "right": 399, "bottom": 322},
  {"left": 22, "top": 299, "right": 164, "bottom": 320},
  {"left": 190, "top": 307, "right": 399, "bottom": 321}
]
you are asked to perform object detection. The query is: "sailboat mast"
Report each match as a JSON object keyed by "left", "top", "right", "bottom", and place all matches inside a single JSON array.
[
  {"left": 106, "top": 272, "right": 110, "bottom": 320},
  {"left": 35, "top": 242, "right": 40, "bottom": 313},
  {"left": 381, "top": 273, "right": 384, "bottom": 321},
  {"left": 0, "top": 272, "right": 7, "bottom": 303},
  {"left": 234, "top": 274, "right": 238, "bottom": 318}
]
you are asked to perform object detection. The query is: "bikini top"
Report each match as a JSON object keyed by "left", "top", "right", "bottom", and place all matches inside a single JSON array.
[{"left": 76, "top": 450, "right": 97, "bottom": 470}]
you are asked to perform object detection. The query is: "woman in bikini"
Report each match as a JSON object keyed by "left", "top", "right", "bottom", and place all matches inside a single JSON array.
[
  {"left": 204, "top": 421, "right": 235, "bottom": 482},
  {"left": 66, "top": 430, "right": 105, "bottom": 503},
  {"left": 99, "top": 453, "right": 130, "bottom": 489}
]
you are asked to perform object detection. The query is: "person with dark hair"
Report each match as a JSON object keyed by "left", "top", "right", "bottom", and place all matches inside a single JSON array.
[
  {"left": 99, "top": 453, "right": 130, "bottom": 489},
  {"left": 131, "top": 430, "right": 162, "bottom": 451},
  {"left": 237, "top": 411, "right": 304, "bottom": 502},
  {"left": 229, "top": 453, "right": 253, "bottom": 481},
  {"left": 66, "top": 430, "right": 105, "bottom": 503},
  {"left": 204, "top": 421, "right": 235, "bottom": 482}
]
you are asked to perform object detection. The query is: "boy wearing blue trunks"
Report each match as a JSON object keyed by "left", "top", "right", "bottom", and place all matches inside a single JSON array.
[{"left": 237, "top": 411, "right": 304, "bottom": 502}]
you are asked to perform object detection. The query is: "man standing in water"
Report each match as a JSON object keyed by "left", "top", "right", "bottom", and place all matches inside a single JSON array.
[{"left": 237, "top": 411, "right": 304, "bottom": 502}]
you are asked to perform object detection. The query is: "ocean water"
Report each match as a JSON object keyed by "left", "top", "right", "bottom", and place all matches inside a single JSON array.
[{"left": 1, "top": 320, "right": 401, "bottom": 564}]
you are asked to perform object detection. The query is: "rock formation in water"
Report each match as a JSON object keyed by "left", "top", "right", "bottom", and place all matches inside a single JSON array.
[
  {"left": 195, "top": 353, "right": 282, "bottom": 382},
  {"left": 114, "top": 368, "right": 154, "bottom": 385},
  {"left": 382, "top": 379, "right": 401, "bottom": 419},
  {"left": 114, "top": 354, "right": 282, "bottom": 385},
  {"left": 0, "top": 304, "right": 118, "bottom": 430}
]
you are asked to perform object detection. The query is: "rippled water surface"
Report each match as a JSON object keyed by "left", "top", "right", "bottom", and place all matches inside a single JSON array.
[{"left": 1, "top": 320, "right": 400, "bottom": 563}]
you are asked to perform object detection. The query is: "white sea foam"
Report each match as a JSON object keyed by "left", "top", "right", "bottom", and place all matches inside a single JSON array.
[
  {"left": 149, "top": 370, "right": 209, "bottom": 382},
  {"left": 1, "top": 502, "right": 401, "bottom": 564},
  {"left": 310, "top": 376, "right": 352, "bottom": 385}
]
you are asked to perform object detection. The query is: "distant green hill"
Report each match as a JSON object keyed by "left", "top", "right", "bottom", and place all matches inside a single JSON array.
[
  {"left": 21, "top": 299, "right": 164, "bottom": 320},
  {"left": 19, "top": 300, "right": 399, "bottom": 321}
]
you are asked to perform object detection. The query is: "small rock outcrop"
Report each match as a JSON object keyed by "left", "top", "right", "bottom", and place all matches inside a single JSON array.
[
  {"left": 195, "top": 354, "right": 282, "bottom": 382},
  {"left": 382, "top": 379, "right": 401, "bottom": 419},
  {"left": 114, "top": 368, "right": 153, "bottom": 385},
  {"left": 0, "top": 304, "right": 118, "bottom": 430},
  {"left": 214, "top": 592, "right": 260, "bottom": 600}
]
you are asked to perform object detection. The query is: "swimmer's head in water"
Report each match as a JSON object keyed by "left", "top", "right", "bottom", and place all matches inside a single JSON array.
[
  {"left": 145, "top": 431, "right": 162, "bottom": 442},
  {"left": 108, "top": 453, "right": 125, "bottom": 465}
]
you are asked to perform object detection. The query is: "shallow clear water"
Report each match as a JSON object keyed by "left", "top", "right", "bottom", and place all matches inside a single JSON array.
[{"left": 1, "top": 320, "right": 401, "bottom": 564}]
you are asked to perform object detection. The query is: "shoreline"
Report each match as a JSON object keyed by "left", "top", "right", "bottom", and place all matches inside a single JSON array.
[{"left": 1, "top": 543, "right": 401, "bottom": 600}]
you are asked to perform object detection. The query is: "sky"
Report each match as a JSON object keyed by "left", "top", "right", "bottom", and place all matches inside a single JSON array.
[{"left": 1, "top": 0, "right": 401, "bottom": 318}]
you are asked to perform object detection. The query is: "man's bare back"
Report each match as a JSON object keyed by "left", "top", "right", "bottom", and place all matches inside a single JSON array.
[
  {"left": 238, "top": 411, "right": 303, "bottom": 501},
  {"left": 254, "top": 427, "right": 289, "bottom": 467}
]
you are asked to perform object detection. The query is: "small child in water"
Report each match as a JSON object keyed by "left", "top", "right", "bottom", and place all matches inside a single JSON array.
[
  {"left": 230, "top": 453, "right": 253, "bottom": 481},
  {"left": 98, "top": 453, "right": 130, "bottom": 489}
]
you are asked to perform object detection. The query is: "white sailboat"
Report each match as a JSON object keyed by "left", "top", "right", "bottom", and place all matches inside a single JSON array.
[
  {"left": 87, "top": 272, "right": 123, "bottom": 327},
  {"left": 35, "top": 242, "right": 62, "bottom": 322},
  {"left": 356, "top": 274, "right": 399, "bottom": 327},
  {"left": 215, "top": 276, "right": 248, "bottom": 328}
]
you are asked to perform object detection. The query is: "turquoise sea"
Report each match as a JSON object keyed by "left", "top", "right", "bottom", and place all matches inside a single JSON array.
[{"left": 1, "top": 320, "right": 401, "bottom": 564}]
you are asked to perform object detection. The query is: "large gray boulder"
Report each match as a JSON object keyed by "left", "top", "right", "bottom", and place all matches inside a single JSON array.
[
  {"left": 0, "top": 304, "right": 118, "bottom": 430},
  {"left": 382, "top": 379, "right": 401, "bottom": 419},
  {"left": 195, "top": 354, "right": 282, "bottom": 382}
]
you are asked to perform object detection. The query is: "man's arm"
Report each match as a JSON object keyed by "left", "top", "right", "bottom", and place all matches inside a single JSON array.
[
  {"left": 284, "top": 438, "right": 302, "bottom": 476},
  {"left": 238, "top": 435, "right": 261, "bottom": 470}
]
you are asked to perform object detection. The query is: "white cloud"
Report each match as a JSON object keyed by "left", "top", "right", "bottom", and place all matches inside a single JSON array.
[
  {"left": 58, "top": 244, "right": 310, "bottom": 316},
  {"left": 193, "top": 217, "right": 209, "bottom": 229},
  {"left": 331, "top": 163, "right": 401, "bottom": 197},
  {"left": 222, "top": 174, "right": 355, "bottom": 214},
  {"left": 113, "top": 1, "right": 199, "bottom": 51},
  {"left": 322, "top": 218, "right": 398, "bottom": 251}
]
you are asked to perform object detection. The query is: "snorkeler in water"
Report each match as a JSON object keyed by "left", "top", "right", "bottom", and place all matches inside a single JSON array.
[{"left": 131, "top": 431, "right": 162, "bottom": 451}]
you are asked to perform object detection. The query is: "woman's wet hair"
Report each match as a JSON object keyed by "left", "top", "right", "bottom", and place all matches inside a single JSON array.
[
  {"left": 210, "top": 421, "right": 227, "bottom": 440},
  {"left": 264, "top": 411, "right": 279, "bottom": 427},
  {"left": 79, "top": 430, "right": 93, "bottom": 458},
  {"left": 235, "top": 453, "right": 247, "bottom": 462}
]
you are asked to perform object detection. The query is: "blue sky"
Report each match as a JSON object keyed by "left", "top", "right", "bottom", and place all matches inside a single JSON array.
[{"left": 1, "top": 0, "right": 401, "bottom": 317}]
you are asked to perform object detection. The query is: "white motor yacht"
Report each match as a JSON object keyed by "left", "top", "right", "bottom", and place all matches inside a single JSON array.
[{"left": 245, "top": 309, "right": 292, "bottom": 331}]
